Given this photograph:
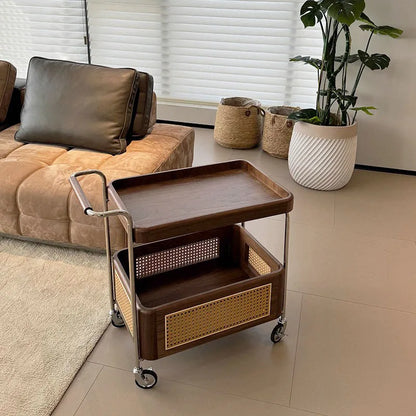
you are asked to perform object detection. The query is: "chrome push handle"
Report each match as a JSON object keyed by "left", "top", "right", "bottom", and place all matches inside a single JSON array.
[{"left": 69, "top": 170, "right": 127, "bottom": 218}]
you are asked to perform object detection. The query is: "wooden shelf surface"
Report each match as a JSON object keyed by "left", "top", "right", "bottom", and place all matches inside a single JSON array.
[
  {"left": 136, "top": 263, "right": 252, "bottom": 308},
  {"left": 109, "top": 160, "right": 293, "bottom": 243}
]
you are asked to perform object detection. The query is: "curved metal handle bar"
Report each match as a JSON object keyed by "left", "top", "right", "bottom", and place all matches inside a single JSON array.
[
  {"left": 70, "top": 170, "right": 141, "bottom": 367},
  {"left": 70, "top": 170, "right": 108, "bottom": 214}
]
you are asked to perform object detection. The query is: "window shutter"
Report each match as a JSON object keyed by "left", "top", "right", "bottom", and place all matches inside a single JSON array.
[
  {"left": 87, "top": 0, "right": 322, "bottom": 108},
  {"left": 0, "top": 0, "right": 88, "bottom": 77}
]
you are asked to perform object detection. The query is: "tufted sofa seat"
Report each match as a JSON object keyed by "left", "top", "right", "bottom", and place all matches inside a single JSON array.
[{"left": 0, "top": 122, "right": 194, "bottom": 250}]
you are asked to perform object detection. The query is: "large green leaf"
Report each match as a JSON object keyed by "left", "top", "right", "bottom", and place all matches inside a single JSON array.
[
  {"left": 351, "top": 106, "right": 377, "bottom": 115},
  {"left": 357, "top": 12, "right": 375, "bottom": 26},
  {"left": 290, "top": 55, "right": 322, "bottom": 69},
  {"left": 288, "top": 108, "right": 322, "bottom": 124},
  {"left": 358, "top": 50, "right": 390, "bottom": 70},
  {"left": 300, "top": 1, "right": 323, "bottom": 28},
  {"left": 359, "top": 24, "right": 403, "bottom": 38},
  {"left": 357, "top": 12, "right": 403, "bottom": 38},
  {"left": 320, "top": 0, "right": 365, "bottom": 26}
]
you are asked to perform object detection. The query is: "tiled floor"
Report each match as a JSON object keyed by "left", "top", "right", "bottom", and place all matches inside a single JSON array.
[{"left": 53, "top": 128, "right": 416, "bottom": 416}]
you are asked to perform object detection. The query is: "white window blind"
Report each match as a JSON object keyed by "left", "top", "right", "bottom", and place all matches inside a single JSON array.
[
  {"left": 87, "top": 0, "right": 322, "bottom": 109},
  {"left": 87, "top": 1, "right": 163, "bottom": 84},
  {"left": 0, "top": 0, "right": 88, "bottom": 77}
]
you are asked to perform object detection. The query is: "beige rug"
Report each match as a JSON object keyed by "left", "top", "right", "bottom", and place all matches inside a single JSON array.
[{"left": 0, "top": 237, "right": 110, "bottom": 416}]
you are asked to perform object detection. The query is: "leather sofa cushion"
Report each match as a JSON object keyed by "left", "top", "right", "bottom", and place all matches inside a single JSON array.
[
  {"left": 132, "top": 71, "right": 154, "bottom": 138},
  {"left": 15, "top": 57, "right": 139, "bottom": 155},
  {"left": 0, "top": 61, "right": 17, "bottom": 123}
]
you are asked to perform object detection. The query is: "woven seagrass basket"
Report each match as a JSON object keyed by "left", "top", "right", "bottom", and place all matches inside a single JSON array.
[
  {"left": 262, "top": 106, "right": 299, "bottom": 159},
  {"left": 214, "top": 97, "right": 264, "bottom": 149}
]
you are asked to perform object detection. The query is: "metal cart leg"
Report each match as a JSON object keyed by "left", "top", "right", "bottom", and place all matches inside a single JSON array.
[
  {"left": 70, "top": 170, "right": 158, "bottom": 389},
  {"left": 122, "top": 215, "right": 157, "bottom": 389},
  {"left": 70, "top": 170, "right": 124, "bottom": 327},
  {"left": 271, "top": 212, "right": 290, "bottom": 344},
  {"left": 101, "top": 180, "right": 125, "bottom": 328}
]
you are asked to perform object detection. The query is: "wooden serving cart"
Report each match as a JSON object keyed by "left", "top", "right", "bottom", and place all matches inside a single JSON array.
[{"left": 70, "top": 160, "right": 293, "bottom": 389}]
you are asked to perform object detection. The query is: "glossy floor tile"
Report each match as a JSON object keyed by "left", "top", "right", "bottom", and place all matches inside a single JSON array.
[
  {"left": 248, "top": 218, "right": 416, "bottom": 313},
  {"left": 193, "top": 127, "right": 292, "bottom": 180},
  {"left": 334, "top": 169, "right": 416, "bottom": 241},
  {"left": 52, "top": 362, "right": 103, "bottom": 416},
  {"left": 291, "top": 295, "right": 416, "bottom": 416},
  {"left": 75, "top": 366, "right": 322, "bottom": 416},
  {"left": 53, "top": 128, "right": 416, "bottom": 416}
]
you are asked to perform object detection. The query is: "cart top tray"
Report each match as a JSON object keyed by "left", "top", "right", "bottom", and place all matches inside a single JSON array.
[{"left": 109, "top": 160, "right": 293, "bottom": 243}]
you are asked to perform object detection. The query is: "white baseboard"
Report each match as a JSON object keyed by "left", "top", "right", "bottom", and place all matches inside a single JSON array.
[{"left": 157, "top": 101, "right": 217, "bottom": 126}]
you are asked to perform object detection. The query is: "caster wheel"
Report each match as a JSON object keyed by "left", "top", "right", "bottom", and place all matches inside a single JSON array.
[
  {"left": 271, "top": 320, "right": 287, "bottom": 344},
  {"left": 135, "top": 369, "right": 158, "bottom": 389},
  {"left": 111, "top": 310, "right": 125, "bottom": 328}
]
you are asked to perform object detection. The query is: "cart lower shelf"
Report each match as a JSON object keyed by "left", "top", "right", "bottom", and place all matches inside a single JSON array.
[{"left": 113, "top": 225, "right": 284, "bottom": 360}]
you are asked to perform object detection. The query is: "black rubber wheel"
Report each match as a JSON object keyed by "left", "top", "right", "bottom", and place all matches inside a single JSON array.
[
  {"left": 135, "top": 369, "right": 158, "bottom": 389},
  {"left": 111, "top": 310, "right": 125, "bottom": 328},
  {"left": 271, "top": 323, "right": 285, "bottom": 344}
]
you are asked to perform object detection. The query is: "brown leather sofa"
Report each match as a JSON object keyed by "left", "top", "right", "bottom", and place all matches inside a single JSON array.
[{"left": 0, "top": 59, "right": 194, "bottom": 250}]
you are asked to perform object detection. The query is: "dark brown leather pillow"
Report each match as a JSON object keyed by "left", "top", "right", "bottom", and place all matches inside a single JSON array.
[
  {"left": 0, "top": 61, "right": 17, "bottom": 123},
  {"left": 15, "top": 57, "right": 140, "bottom": 154},
  {"left": 131, "top": 71, "right": 154, "bottom": 138}
]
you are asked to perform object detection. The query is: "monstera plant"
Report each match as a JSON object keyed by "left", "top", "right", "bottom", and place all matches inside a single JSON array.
[
  {"left": 289, "top": 0, "right": 402, "bottom": 126},
  {"left": 286, "top": 0, "right": 403, "bottom": 191}
]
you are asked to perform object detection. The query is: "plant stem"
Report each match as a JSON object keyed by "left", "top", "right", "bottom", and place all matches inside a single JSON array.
[
  {"left": 321, "top": 18, "right": 335, "bottom": 124},
  {"left": 352, "top": 110, "right": 358, "bottom": 124},
  {"left": 316, "top": 20, "right": 327, "bottom": 116},
  {"left": 349, "top": 31, "right": 374, "bottom": 106}
]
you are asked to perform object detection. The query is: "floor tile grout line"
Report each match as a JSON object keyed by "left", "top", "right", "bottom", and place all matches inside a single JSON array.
[
  {"left": 289, "top": 293, "right": 304, "bottom": 408},
  {"left": 287, "top": 289, "right": 416, "bottom": 316},
  {"left": 72, "top": 364, "right": 105, "bottom": 416},
  {"left": 95, "top": 362, "right": 327, "bottom": 415},
  {"left": 263, "top": 214, "right": 416, "bottom": 245},
  {"left": 290, "top": 405, "right": 330, "bottom": 416},
  {"left": 85, "top": 359, "right": 132, "bottom": 373}
]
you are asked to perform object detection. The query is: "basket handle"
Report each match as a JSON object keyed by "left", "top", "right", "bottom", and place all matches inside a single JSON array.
[
  {"left": 245, "top": 105, "right": 265, "bottom": 117},
  {"left": 270, "top": 115, "right": 294, "bottom": 128},
  {"left": 70, "top": 170, "right": 108, "bottom": 214}
]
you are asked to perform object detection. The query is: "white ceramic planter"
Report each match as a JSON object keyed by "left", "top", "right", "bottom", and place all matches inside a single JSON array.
[{"left": 288, "top": 121, "right": 358, "bottom": 191}]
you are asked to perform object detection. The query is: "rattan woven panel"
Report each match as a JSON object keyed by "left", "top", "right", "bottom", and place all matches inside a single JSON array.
[
  {"left": 136, "top": 237, "right": 220, "bottom": 278},
  {"left": 115, "top": 271, "right": 133, "bottom": 336},
  {"left": 248, "top": 247, "right": 271, "bottom": 275},
  {"left": 165, "top": 283, "right": 272, "bottom": 350}
]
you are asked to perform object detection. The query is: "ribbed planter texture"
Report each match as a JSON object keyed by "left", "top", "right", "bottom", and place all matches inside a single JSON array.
[{"left": 288, "top": 121, "right": 357, "bottom": 191}]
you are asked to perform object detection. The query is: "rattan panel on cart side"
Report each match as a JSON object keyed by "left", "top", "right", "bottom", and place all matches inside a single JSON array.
[
  {"left": 165, "top": 283, "right": 271, "bottom": 350},
  {"left": 115, "top": 270, "right": 134, "bottom": 336}
]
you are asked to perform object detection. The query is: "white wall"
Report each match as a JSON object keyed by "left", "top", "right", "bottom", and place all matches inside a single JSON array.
[{"left": 353, "top": 0, "right": 416, "bottom": 170}]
